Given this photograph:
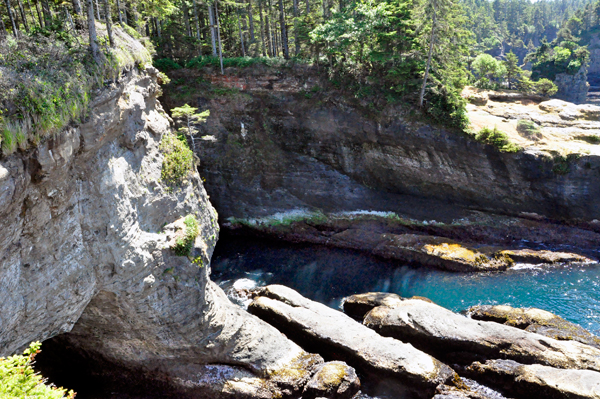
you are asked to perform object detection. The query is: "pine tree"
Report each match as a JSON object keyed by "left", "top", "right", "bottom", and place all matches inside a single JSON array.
[{"left": 171, "top": 105, "right": 210, "bottom": 152}]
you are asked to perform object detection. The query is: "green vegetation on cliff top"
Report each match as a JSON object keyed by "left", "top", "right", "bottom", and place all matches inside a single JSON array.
[{"left": 0, "top": 21, "right": 151, "bottom": 157}]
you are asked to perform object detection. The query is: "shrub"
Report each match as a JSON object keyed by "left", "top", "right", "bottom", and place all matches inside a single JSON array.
[
  {"left": 0, "top": 342, "right": 75, "bottom": 399},
  {"left": 534, "top": 78, "right": 558, "bottom": 97},
  {"left": 154, "top": 58, "right": 182, "bottom": 72},
  {"left": 172, "top": 214, "right": 200, "bottom": 256},
  {"left": 160, "top": 132, "right": 194, "bottom": 185},
  {"left": 475, "top": 126, "right": 522, "bottom": 153},
  {"left": 516, "top": 119, "right": 542, "bottom": 139}
]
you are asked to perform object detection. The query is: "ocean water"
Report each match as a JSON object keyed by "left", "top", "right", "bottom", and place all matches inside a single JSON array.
[{"left": 212, "top": 235, "right": 600, "bottom": 335}]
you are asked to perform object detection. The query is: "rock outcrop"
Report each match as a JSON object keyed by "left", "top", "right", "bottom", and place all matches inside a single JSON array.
[
  {"left": 248, "top": 285, "right": 456, "bottom": 398},
  {"left": 554, "top": 67, "right": 589, "bottom": 104},
  {"left": 363, "top": 300, "right": 600, "bottom": 371},
  {"left": 467, "top": 359, "right": 600, "bottom": 399},
  {"left": 302, "top": 361, "right": 360, "bottom": 399},
  {"left": 162, "top": 67, "right": 600, "bottom": 224},
  {"left": 468, "top": 305, "right": 600, "bottom": 349},
  {"left": 0, "top": 66, "right": 323, "bottom": 397}
]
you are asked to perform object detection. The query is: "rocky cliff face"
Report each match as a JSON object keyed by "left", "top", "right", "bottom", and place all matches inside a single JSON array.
[
  {"left": 554, "top": 66, "right": 589, "bottom": 103},
  {"left": 163, "top": 67, "right": 600, "bottom": 223},
  {"left": 0, "top": 66, "right": 324, "bottom": 397}
]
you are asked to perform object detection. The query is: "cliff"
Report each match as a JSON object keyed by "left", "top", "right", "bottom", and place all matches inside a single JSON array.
[
  {"left": 0, "top": 64, "right": 323, "bottom": 397},
  {"left": 163, "top": 67, "right": 600, "bottom": 223}
]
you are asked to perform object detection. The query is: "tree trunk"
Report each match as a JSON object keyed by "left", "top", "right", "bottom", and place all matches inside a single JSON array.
[
  {"left": 293, "top": 0, "right": 298, "bottom": 55},
  {"left": 87, "top": 0, "right": 99, "bottom": 60},
  {"left": 208, "top": 2, "right": 217, "bottom": 56},
  {"left": 215, "top": 0, "right": 224, "bottom": 74},
  {"left": 115, "top": 0, "right": 123, "bottom": 24},
  {"left": 258, "top": 0, "right": 266, "bottom": 56},
  {"left": 238, "top": 11, "right": 246, "bottom": 56},
  {"left": 305, "top": 0, "right": 309, "bottom": 14},
  {"left": 419, "top": 7, "right": 436, "bottom": 108},
  {"left": 71, "top": 0, "right": 82, "bottom": 15},
  {"left": 278, "top": 0, "right": 288, "bottom": 58},
  {"left": 4, "top": 0, "right": 19, "bottom": 37},
  {"left": 154, "top": 17, "right": 161, "bottom": 38},
  {"left": 34, "top": 0, "right": 43, "bottom": 27},
  {"left": 25, "top": 0, "right": 38, "bottom": 29},
  {"left": 103, "top": 0, "right": 114, "bottom": 46},
  {"left": 40, "top": 0, "right": 50, "bottom": 23},
  {"left": 122, "top": 0, "right": 128, "bottom": 24},
  {"left": 193, "top": 0, "right": 202, "bottom": 54},
  {"left": 94, "top": 0, "right": 100, "bottom": 20},
  {"left": 0, "top": 18, "right": 6, "bottom": 36},
  {"left": 247, "top": 0, "right": 255, "bottom": 44},
  {"left": 16, "top": 0, "right": 28, "bottom": 31},
  {"left": 182, "top": 0, "right": 191, "bottom": 36}
]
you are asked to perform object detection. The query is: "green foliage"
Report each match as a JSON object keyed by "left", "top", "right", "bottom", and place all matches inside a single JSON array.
[
  {"left": 472, "top": 54, "right": 506, "bottom": 88},
  {"left": 475, "top": 126, "right": 521, "bottom": 153},
  {"left": 527, "top": 38, "right": 589, "bottom": 81},
  {"left": 159, "top": 133, "right": 194, "bottom": 185},
  {"left": 516, "top": 119, "right": 542, "bottom": 138},
  {"left": 551, "top": 153, "right": 581, "bottom": 175},
  {"left": 172, "top": 214, "right": 200, "bottom": 256},
  {"left": 171, "top": 104, "right": 209, "bottom": 138},
  {"left": 0, "top": 24, "right": 151, "bottom": 157},
  {"left": 186, "top": 56, "right": 285, "bottom": 69},
  {"left": 154, "top": 58, "right": 182, "bottom": 72},
  {"left": 534, "top": 78, "right": 559, "bottom": 97},
  {"left": 0, "top": 342, "right": 75, "bottom": 399}
]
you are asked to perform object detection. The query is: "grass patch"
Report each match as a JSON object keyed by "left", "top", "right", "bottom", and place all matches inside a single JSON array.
[
  {"left": 475, "top": 126, "right": 522, "bottom": 153},
  {"left": 159, "top": 133, "right": 194, "bottom": 185},
  {"left": 576, "top": 134, "right": 600, "bottom": 144},
  {"left": 172, "top": 214, "right": 200, "bottom": 256},
  {"left": 185, "top": 55, "right": 290, "bottom": 69},
  {"left": 0, "top": 22, "right": 151, "bottom": 157},
  {"left": 516, "top": 119, "right": 542, "bottom": 139},
  {"left": 0, "top": 342, "right": 75, "bottom": 398}
]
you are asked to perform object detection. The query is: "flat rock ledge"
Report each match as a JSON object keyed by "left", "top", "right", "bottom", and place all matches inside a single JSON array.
[
  {"left": 363, "top": 300, "right": 600, "bottom": 372},
  {"left": 468, "top": 305, "right": 600, "bottom": 349},
  {"left": 248, "top": 285, "right": 457, "bottom": 399},
  {"left": 226, "top": 214, "right": 597, "bottom": 272},
  {"left": 467, "top": 359, "right": 600, "bottom": 399}
]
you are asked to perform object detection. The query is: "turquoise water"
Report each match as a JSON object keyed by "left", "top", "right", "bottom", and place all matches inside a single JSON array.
[{"left": 212, "top": 235, "right": 600, "bottom": 335}]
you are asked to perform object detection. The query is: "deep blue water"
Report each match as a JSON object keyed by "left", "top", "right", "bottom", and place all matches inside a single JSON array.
[{"left": 211, "top": 235, "right": 600, "bottom": 335}]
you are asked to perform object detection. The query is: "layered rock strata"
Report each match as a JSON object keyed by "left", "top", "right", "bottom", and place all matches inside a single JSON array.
[
  {"left": 363, "top": 300, "right": 600, "bottom": 372},
  {"left": 248, "top": 285, "right": 457, "bottom": 399},
  {"left": 0, "top": 67, "right": 325, "bottom": 398}
]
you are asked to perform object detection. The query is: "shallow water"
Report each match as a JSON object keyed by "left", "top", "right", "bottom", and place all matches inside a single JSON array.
[{"left": 212, "top": 235, "right": 600, "bottom": 335}]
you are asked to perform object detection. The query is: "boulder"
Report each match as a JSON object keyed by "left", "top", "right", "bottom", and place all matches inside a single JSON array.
[
  {"left": 342, "top": 292, "right": 404, "bottom": 321},
  {"left": 467, "top": 305, "right": 600, "bottom": 349},
  {"left": 363, "top": 300, "right": 600, "bottom": 371},
  {"left": 302, "top": 361, "right": 360, "bottom": 399},
  {"left": 467, "top": 359, "right": 600, "bottom": 399},
  {"left": 248, "top": 285, "right": 456, "bottom": 399}
]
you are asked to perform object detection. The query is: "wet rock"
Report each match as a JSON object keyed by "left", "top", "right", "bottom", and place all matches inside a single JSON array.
[
  {"left": 496, "top": 249, "right": 593, "bottom": 264},
  {"left": 467, "top": 359, "right": 600, "bottom": 399},
  {"left": 373, "top": 234, "right": 509, "bottom": 272},
  {"left": 363, "top": 300, "right": 600, "bottom": 371},
  {"left": 248, "top": 285, "right": 456, "bottom": 399},
  {"left": 342, "top": 292, "right": 403, "bottom": 321},
  {"left": 302, "top": 361, "right": 360, "bottom": 399},
  {"left": 467, "top": 305, "right": 600, "bottom": 349}
]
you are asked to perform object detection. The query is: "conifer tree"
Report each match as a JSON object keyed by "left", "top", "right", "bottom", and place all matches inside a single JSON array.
[{"left": 171, "top": 104, "right": 210, "bottom": 152}]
